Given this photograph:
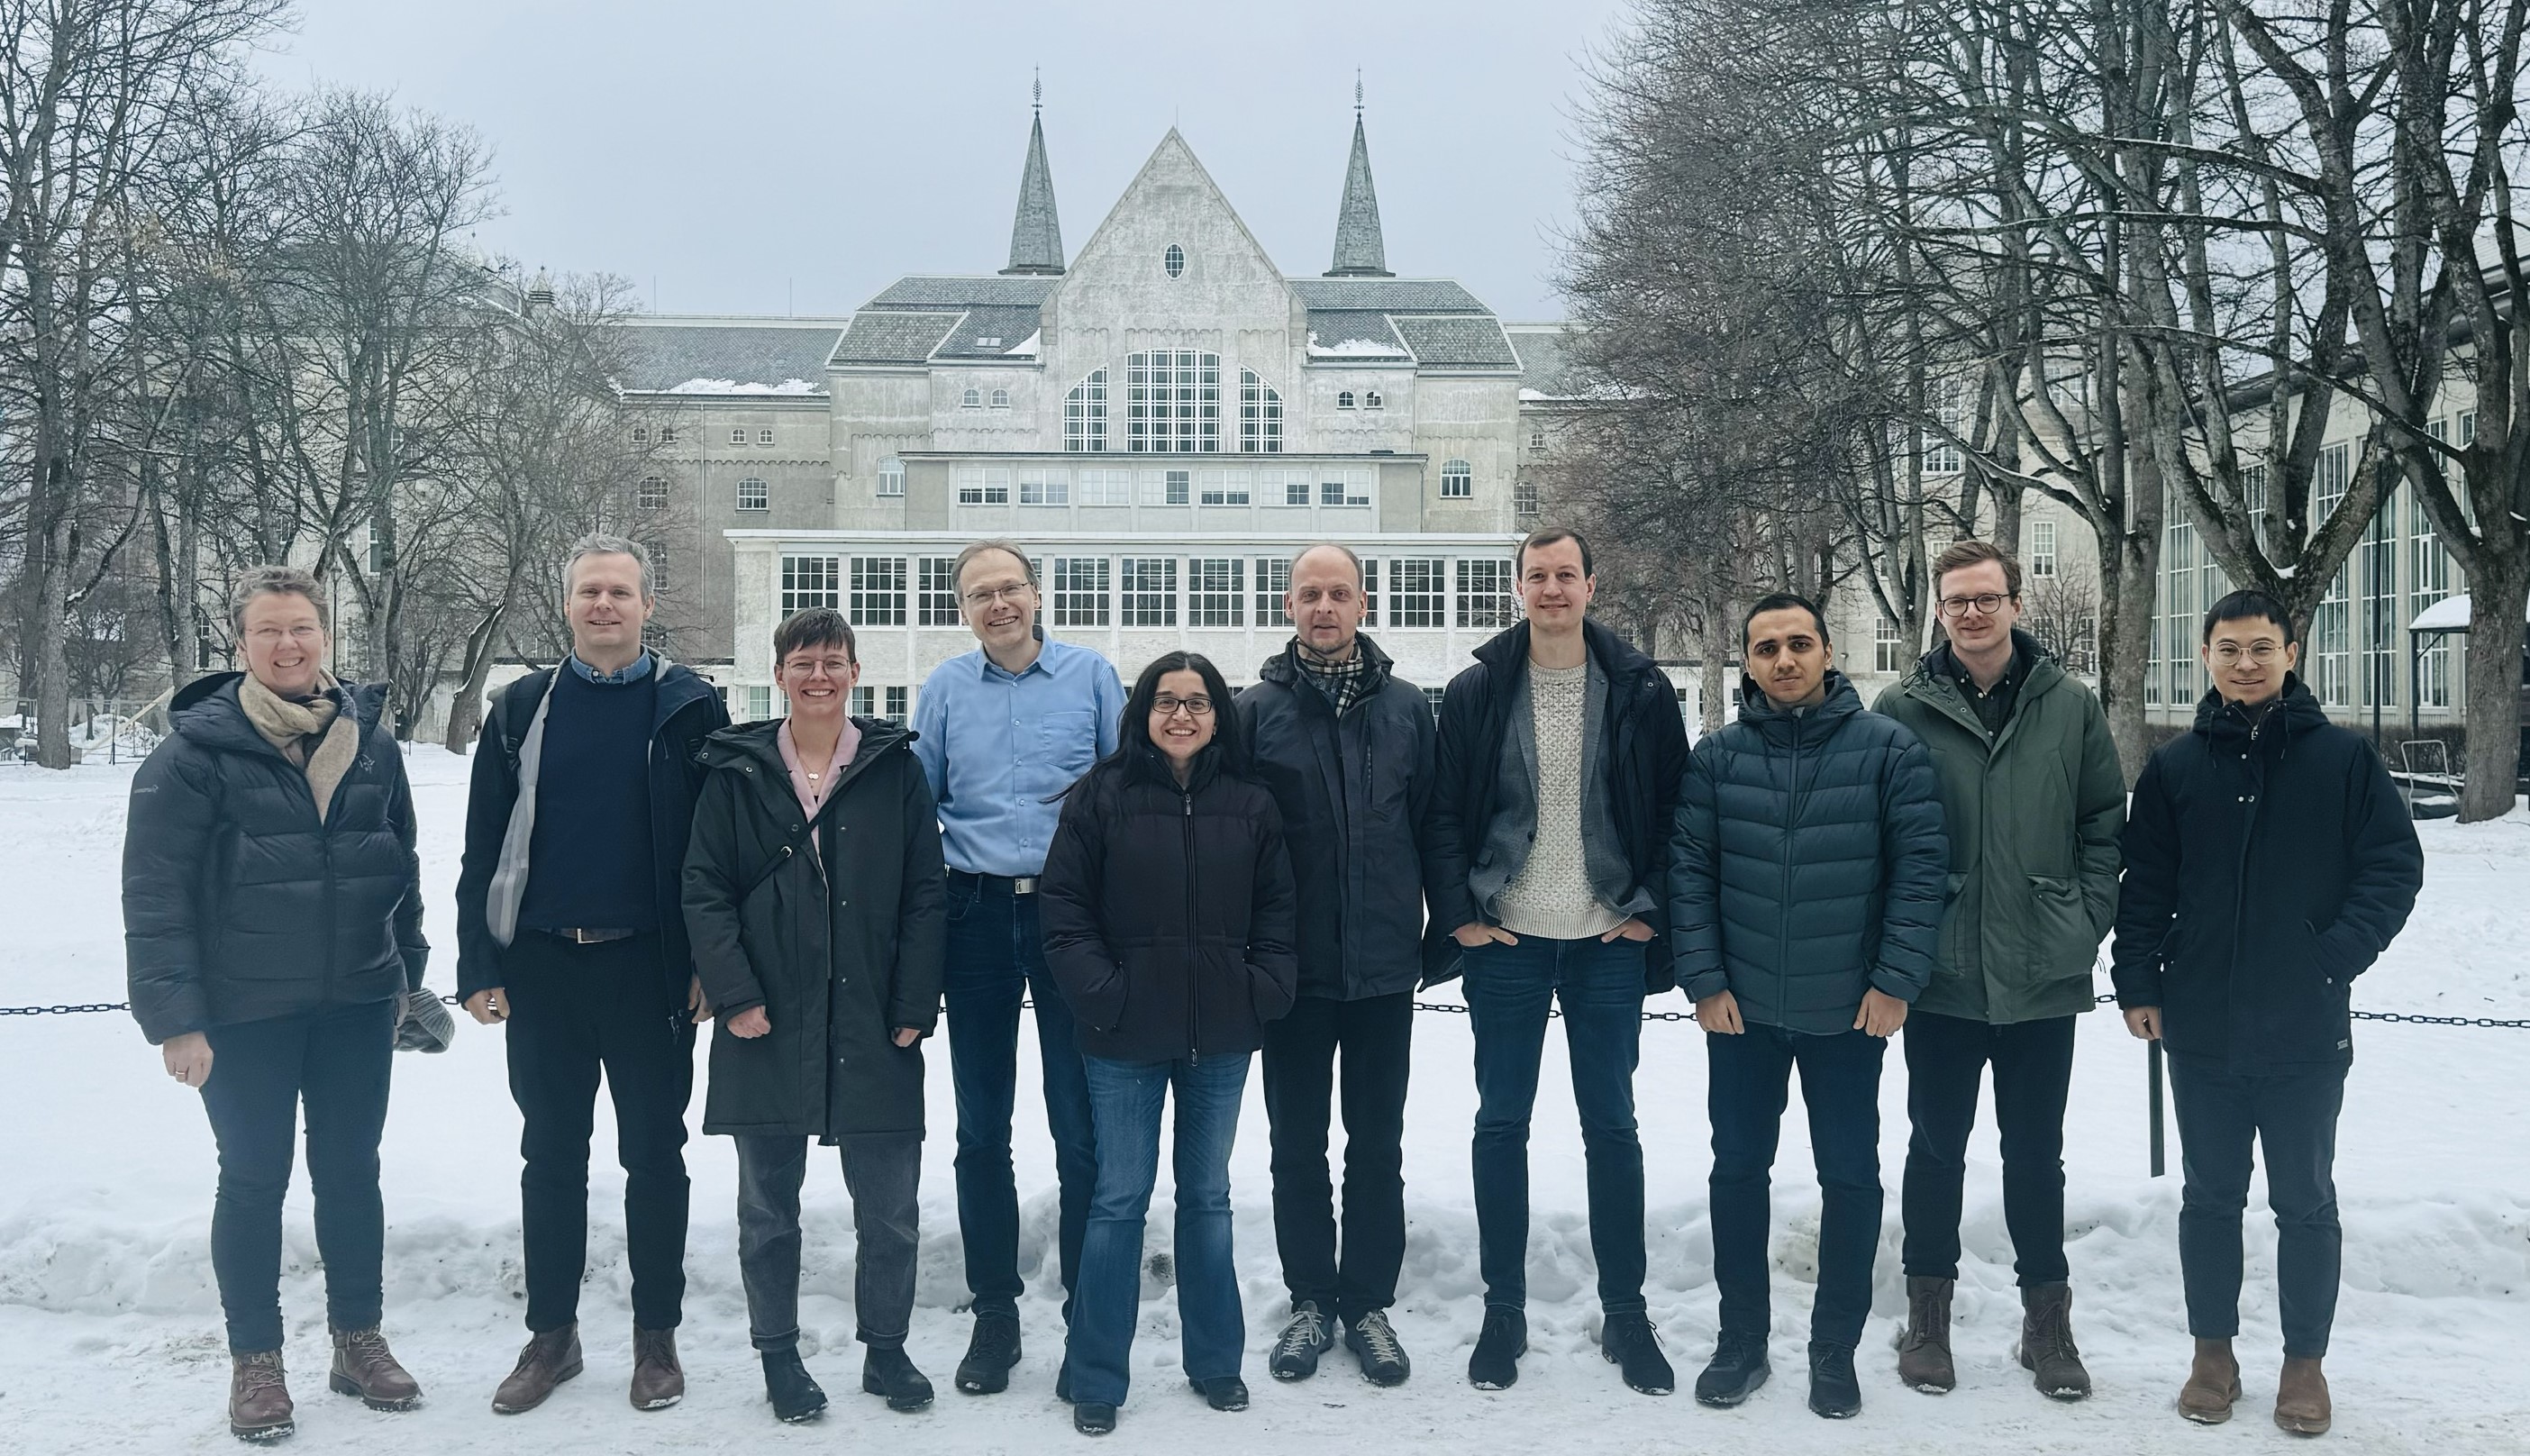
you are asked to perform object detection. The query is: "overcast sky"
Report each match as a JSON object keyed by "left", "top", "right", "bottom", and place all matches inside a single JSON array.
[{"left": 251, "top": 0, "right": 1638, "bottom": 322}]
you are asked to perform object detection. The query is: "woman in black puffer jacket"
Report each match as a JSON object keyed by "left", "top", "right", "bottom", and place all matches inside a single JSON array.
[{"left": 1040, "top": 651, "right": 1297, "bottom": 1435}]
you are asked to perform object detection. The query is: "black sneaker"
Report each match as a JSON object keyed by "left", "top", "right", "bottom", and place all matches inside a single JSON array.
[
  {"left": 1188, "top": 1375, "right": 1249, "bottom": 1411},
  {"left": 1806, "top": 1341, "right": 1861, "bottom": 1419},
  {"left": 1073, "top": 1400, "right": 1117, "bottom": 1435},
  {"left": 1695, "top": 1329, "right": 1770, "bottom": 1407},
  {"left": 1269, "top": 1302, "right": 1333, "bottom": 1381},
  {"left": 862, "top": 1346, "right": 934, "bottom": 1412},
  {"left": 1467, "top": 1306, "right": 1527, "bottom": 1390},
  {"left": 1344, "top": 1309, "right": 1412, "bottom": 1387},
  {"left": 955, "top": 1312, "right": 1022, "bottom": 1395},
  {"left": 760, "top": 1346, "right": 827, "bottom": 1424},
  {"left": 1601, "top": 1313, "right": 1675, "bottom": 1395}
]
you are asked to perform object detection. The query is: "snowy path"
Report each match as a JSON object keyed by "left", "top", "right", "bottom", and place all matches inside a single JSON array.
[{"left": 1, "top": 748, "right": 2525, "bottom": 1453}]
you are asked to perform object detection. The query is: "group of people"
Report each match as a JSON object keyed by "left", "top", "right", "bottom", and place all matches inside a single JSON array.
[{"left": 121, "top": 524, "right": 2424, "bottom": 1444}]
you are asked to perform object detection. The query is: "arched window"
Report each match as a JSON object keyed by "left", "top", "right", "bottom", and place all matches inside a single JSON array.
[
  {"left": 632, "top": 424, "right": 650, "bottom": 443},
  {"left": 1239, "top": 369, "right": 1282, "bottom": 453},
  {"left": 990, "top": 387, "right": 1010, "bottom": 410},
  {"left": 877, "top": 458, "right": 906, "bottom": 496},
  {"left": 730, "top": 427, "right": 749, "bottom": 444},
  {"left": 1337, "top": 390, "right": 1356, "bottom": 410},
  {"left": 1163, "top": 243, "right": 1185, "bottom": 278},
  {"left": 1440, "top": 459, "right": 1473, "bottom": 498},
  {"left": 1125, "top": 350, "right": 1222, "bottom": 452},
  {"left": 1065, "top": 369, "right": 1109, "bottom": 451},
  {"left": 757, "top": 427, "right": 775, "bottom": 444},
  {"left": 960, "top": 387, "right": 983, "bottom": 410},
  {"left": 1364, "top": 390, "right": 1384, "bottom": 409}
]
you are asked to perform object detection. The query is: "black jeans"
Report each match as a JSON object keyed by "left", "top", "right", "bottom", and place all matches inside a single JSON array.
[
  {"left": 502, "top": 931, "right": 696, "bottom": 1333},
  {"left": 1900, "top": 1010, "right": 2078, "bottom": 1287},
  {"left": 1707, "top": 1023, "right": 1887, "bottom": 1350},
  {"left": 734, "top": 1133, "right": 922, "bottom": 1351},
  {"left": 199, "top": 998, "right": 396, "bottom": 1353},
  {"left": 1260, "top": 990, "right": 1413, "bottom": 1323},
  {"left": 942, "top": 878, "right": 1097, "bottom": 1319},
  {"left": 2167, "top": 1054, "right": 2348, "bottom": 1359}
]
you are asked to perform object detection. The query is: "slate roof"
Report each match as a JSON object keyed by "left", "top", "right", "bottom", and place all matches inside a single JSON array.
[
  {"left": 932, "top": 305, "right": 1048, "bottom": 359},
  {"left": 1392, "top": 314, "right": 1519, "bottom": 368},
  {"left": 832, "top": 312, "right": 961, "bottom": 366},
  {"left": 1288, "top": 278, "right": 1488, "bottom": 313},
  {"left": 1305, "top": 310, "right": 1408, "bottom": 353},
  {"left": 864, "top": 276, "right": 1058, "bottom": 309},
  {"left": 1327, "top": 115, "right": 1391, "bottom": 278},
  {"left": 1005, "top": 113, "right": 1065, "bottom": 275},
  {"left": 616, "top": 323, "right": 845, "bottom": 393},
  {"left": 1506, "top": 326, "right": 1582, "bottom": 396}
]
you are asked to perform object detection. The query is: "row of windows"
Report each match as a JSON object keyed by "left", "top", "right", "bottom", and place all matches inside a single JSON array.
[
  {"left": 1335, "top": 390, "right": 1384, "bottom": 410},
  {"left": 778, "top": 553, "right": 1517, "bottom": 632},
  {"left": 630, "top": 425, "right": 785, "bottom": 447},
  {"left": 637, "top": 476, "right": 769, "bottom": 512},
  {"left": 738, "top": 683, "right": 910, "bottom": 723},
  {"left": 952, "top": 466, "right": 1377, "bottom": 508},
  {"left": 1064, "top": 354, "right": 1284, "bottom": 454},
  {"left": 960, "top": 388, "right": 1012, "bottom": 411}
]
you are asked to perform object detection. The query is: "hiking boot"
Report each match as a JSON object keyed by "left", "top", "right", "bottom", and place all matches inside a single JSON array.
[
  {"left": 491, "top": 1324, "right": 582, "bottom": 1415},
  {"left": 327, "top": 1324, "right": 421, "bottom": 1411},
  {"left": 760, "top": 1345, "right": 827, "bottom": 1424},
  {"left": 1601, "top": 1312, "right": 1675, "bottom": 1395},
  {"left": 1188, "top": 1375, "right": 1250, "bottom": 1411},
  {"left": 1269, "top": 1301, "right": 1333, "bottom": 1381},
  {"left": 955, "top": 1311, "right": 1021, "bottom": 1395},
  {"left": 2179, "top": 1337, "right": 2241, "bottom": 1424},
  {"left": 630, "top": 1326, "right": 684, "bottom": 1411},
  {"left": 1344, "top": 1308, "right": 1412, "bottom": 1387},
  {"left": 2017, "top": 1283, "right": 2092, "bottom": 1400},
  {"left": 1467, "top": 1306, "right": 1527, "bottom": 1390},
  {"left": 1807, "top": 1341, "right": 1861, "bottom": 1418},
  {"left": 1073, "top": 1399, "right": 1118, "bottom": 1434},
  {"left": 1897, "top": 1276, "right": 1955, "bottom": 1393},
  {"left": 2275, "top": 1355, "right": 2333, "bottom": 1435},
  {"left": 1695, "top": 1329, "right": 1770, "bottom": 1407},
  {"left": 228, "top": 1349, "right": 295, "bottom": 1443},
  {"left": 863, "top": 1345, "right": 934, "bottom": 1412}
]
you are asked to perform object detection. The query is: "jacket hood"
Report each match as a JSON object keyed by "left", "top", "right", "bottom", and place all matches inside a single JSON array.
[
  {"left": 1900, "top": 626, "right": 2066, "bottom": 717},
  {"left": 2192, "top": 672, "right": 2327, "bottom": 751},
  {"left": 1734, "top": 668, "right": 1865, "bottom": 742},
  {"left": 1257, "top": 632, "right": 1397, "bottom": 695},
  {"left": 169, "top": 671, "right": 387, "bottom": 757}
]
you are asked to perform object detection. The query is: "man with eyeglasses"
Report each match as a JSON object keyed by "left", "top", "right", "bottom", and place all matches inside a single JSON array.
[
  {"left": 2113, "top": 588, "right": 2419, "bottom": 1436},
  {"left": 1874, "top": 540, "right": 2125, "bottom": 1403},
  {"left": 911, "top": 540, "right": 1126, "bottom": 1396}
]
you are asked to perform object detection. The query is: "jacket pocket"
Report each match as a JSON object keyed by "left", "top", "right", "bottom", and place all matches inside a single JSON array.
[{"left": 2025, "top": 874, "right": 2098, "bottom": 978}]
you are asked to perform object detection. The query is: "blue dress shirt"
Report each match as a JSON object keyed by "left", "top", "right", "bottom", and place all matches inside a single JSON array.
[{"left": 913, "top": 636, "right": 1125, "bottom": 877}]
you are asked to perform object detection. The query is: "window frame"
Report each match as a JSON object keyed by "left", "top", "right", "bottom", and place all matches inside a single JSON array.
[
  {"left": 849, "top": 555, "right": 908, "bottom": 627},
  {"left": 1440, "top": 459, "right": 1473, "bottom": 499},
  {"left": 735, "top": 477, "right": 769, "bottom": 513}
]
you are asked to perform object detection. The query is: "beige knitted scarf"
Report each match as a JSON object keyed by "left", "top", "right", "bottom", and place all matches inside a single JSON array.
[{"left": 237, "top": 671, "right": 359, "bottom": 823}]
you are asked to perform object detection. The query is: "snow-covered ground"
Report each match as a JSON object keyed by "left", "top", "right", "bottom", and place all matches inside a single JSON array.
[{"left": 2, "top": 746, "right": 2525, "bottom": 1453}]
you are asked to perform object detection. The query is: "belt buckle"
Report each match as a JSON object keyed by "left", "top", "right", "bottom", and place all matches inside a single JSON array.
[{"left": 1009, "top": 876, "right": 1039, "bottom": 896}]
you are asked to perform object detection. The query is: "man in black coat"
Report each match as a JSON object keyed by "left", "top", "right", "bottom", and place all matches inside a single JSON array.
[
  {"left": 452, "top": 535, "right": 729, "bottom": 1415},
  {"left": 1426, "top": 527, "right": 1690, "bottom": 1397},
  {"left": 1668, "top": 591, "right": 1947, "bottom": 1421},
  {"left": 2114, "top": 589, "right": 2422, "bottom": 1437},
  {"left": 1235, "top": 543, "right": 1450, "bottom": 1388}
]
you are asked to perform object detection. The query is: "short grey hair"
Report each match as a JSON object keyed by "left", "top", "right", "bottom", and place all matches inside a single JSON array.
[
  {"left": 952, "top": 539, "right": 1038, "bottom": 592},
  {"left": 565, "top": 532, "right": 653, "bottom": 598},
  {"left": 1288, "top": 541, "right": 1364, "bottom": 588},
  {"left": 230, "top": 566, "right": 328, "bottom": 633}
]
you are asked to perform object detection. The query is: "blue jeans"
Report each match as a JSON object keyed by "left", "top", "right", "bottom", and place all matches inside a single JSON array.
[
  {"left": 1061, "top": 1052, "right": 1251, "bottom": 1408},
  {"left": 1462, "top": 933, "right": 1647, "bottom": 1315},
  {"left": 943, "top": 878, "right": 1097, "bottom": 1318},
  {"left": 1707, "top": 1024, "right": 1887, "bottom": 1349}
]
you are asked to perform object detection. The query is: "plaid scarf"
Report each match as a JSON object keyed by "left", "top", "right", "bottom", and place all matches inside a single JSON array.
[{"left": 1296, "top": 642, "right": 1370, "bottom": 717}]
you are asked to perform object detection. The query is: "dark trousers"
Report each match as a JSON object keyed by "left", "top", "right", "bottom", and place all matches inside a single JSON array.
[
  {"left": 502, "top": 931, "right": 696, "bottom": 1333},
  {"left": 1462, "top": 934, "right": 1647, "bottom": 1315},
  {"left": 1260, "top": 990, "right": 1413, "bottom": 1323},
  {"left": 198, "top": 998, "right": 396, "bottom": 1353},
  {"left": 733, "top": 1133, "right": 922, "bottom": 1351},
  {"left": 943, "top": 878, "right": 1097, "bottom": 1319},
  {"left": 1707, "top": 1023, "right": 1887, "bottom": 1350},
  {"left": 2167, "top": 1054, "right": 2348, "bottom": 1359},
  {"left": 1900, "top": 1010, "right": 2078, "bottom": 1287}
]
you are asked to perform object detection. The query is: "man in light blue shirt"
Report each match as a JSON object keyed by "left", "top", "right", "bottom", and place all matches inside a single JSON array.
[{"left": 911, "top": 540, "right": 1124, "bottom": 1397}]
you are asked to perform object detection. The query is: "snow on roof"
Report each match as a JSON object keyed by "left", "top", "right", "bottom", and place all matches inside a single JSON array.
[
  {"left": 2406, "top": 593, "right": 2530, "bottom": 633},
  {"left": 1306, "top": 331, "right": 1411, "bottom": 359},
  {"left": 660, "top": 377, "right": 823, "bottom": 396},
  {"left": 1006, "top": 330, "right": 1041, "bottom": 357}
]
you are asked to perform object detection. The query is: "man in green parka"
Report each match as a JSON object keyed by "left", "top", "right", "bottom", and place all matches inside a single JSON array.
[
  {"left": 684, "top": 608, "right": 947, "bottom": 1425},
  {"left": 1873, "top": 540, "right": 2124, "bottom": 1403}
]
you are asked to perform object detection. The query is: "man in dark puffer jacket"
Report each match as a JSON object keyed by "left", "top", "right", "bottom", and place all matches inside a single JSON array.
[{"left": 1668, "top": 592, "right": 1946, "bottom": 1421}]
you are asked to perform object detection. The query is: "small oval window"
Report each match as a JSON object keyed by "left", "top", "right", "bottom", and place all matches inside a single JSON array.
[{"left": 1164, "top": 243, "right": 1186, "bottom": 278}]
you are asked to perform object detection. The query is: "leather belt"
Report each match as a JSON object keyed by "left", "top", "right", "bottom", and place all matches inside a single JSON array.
[
  {"left": 545, "top": 927, "right": 639, "bottom": 944},
  {"left": 950, "top": 869, "right": 1040, "bottom": 896}
]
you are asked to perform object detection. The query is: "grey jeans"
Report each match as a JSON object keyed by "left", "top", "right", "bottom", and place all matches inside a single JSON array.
[{"left": 734, "top": 1133, "right": 922, "bottom": 1351}]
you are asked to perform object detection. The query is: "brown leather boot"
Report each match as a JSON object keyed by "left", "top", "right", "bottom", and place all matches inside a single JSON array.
[
  {"left": 229, "top": 1349, "right": 295, "bottom": 1442},
  {"left": 1896, "top": 1277, "right": 1955, "bottom": 1393},
  {"left": 2179, "top": 1337, "right": 2242, "bottom": 1424},
  {"left": 2275, "top": 1355, "right": 2333, "bottom": 1435},
  {"left": 2016, "top": 1283, "right": 2092, "bottom": 1400},
  {"left": 328, "top": 1325, "right": 422, "bottom": 1411},
  {"left": 491, "top": 1324, "right": 583, "bottom": 1415},
  {"left": 631, "top": 1326, "right": 685, "bottom": 1411}
]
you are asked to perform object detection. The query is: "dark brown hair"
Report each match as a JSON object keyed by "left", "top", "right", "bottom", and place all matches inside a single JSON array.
[
  {"left": 1515, "top": 525, "right": 1593, "bottom": 578},
  {"left": 1931, "top": 539, "right": 2024, "bottom": 599},
  {"left": 774, "top": 606, "right": 858, "bottom": 664}
]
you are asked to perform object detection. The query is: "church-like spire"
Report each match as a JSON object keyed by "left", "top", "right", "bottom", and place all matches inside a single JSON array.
[
  {"left": 1326, "top": 76, "right": 1392, "bottom": 278},
  {"left": 1003, "top": 72, "right": 1065, "bottom": 276}
]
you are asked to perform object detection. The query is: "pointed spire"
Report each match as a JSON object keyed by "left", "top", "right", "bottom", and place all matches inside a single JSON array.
[
  {"left": 1327, "top": 76, "right": 1392, "bottom": 278},
  {"left": 1003, "top": 72, "right": 1065, "bottom": 276}
]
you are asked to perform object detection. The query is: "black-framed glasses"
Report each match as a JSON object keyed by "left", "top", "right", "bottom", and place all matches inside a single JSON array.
[
  {"left": 1937, "top": 592, "right": 2014, "bottom": 618},
  {"left": 1151, "top": 695, "right": 1215, "bottom": 719}
]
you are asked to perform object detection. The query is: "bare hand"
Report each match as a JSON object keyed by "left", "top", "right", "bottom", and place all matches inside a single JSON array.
[
  {"left": 162, "top": 1032, "right": 214, "bottom": 1088},
  {"left": 1855, "top": 987, "right": 1909, "bottom": 1038},
  {"left": 892, "top": 1027, "right": 922, "bottom": 1048},
  {"left": 688, "top": 975, "right": 713, "bottom": 1023},
  {"left": 1452, "top": 922, "right": 1519, "bottom": 949},
  {"left": 1695, "top": 989, "right": 1744, "bottom": 1034},
  {"left": 1600, "top": 917, "right": 1655, "bottom": 943},
  {"left": 726, "top": 1006, "right": 771, "bottom": 1039},
  {"left": 464, "top": 988, "right": 508, "bottom": 1024},
  {"left": 2123, "top": 1006, "right": 2162, "bottom": 1041}
]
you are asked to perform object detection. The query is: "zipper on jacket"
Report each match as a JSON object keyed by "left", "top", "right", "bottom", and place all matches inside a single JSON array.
[
  {"left": 1777, "top": 721, "right": 1805, "bottom": 1019},
  {"left": 1183, "top": 787, "right": 1200, "bottom": 1065}
]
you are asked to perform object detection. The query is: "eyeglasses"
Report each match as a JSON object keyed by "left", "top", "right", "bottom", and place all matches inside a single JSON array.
[
  {"left": 1937, "top": 593, "right": 2013, "bottom": 618},
  {"left": 2208, "top": 642, "right": 2285, "bottom": 665},
  {"left": 246, "top": 625, "right": 323, "bottom": 645},
  {"left": 961, "top": 583, "right": 1033, "bottom": 608},
  {"left": 1151, "top": 695, "right": 1215, "bottom": 719}
]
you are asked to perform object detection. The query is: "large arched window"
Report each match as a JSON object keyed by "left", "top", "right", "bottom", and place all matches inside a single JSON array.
[
  {"left": 1440, "top": 459, "right": 1473, "bottom": 498},
  {"left": 1239, "top": 369, "right": 1282, "bottom": 453},
  {"left": 1126, "top": 350, "right": 1222, "bottom": 453},
  {"left": 1064, "top": 369, "right": 1109, "bottom": 451}
]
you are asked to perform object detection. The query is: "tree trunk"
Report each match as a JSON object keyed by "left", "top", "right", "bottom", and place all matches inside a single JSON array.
[
  {"left": 2458, "top": 550, "right": 2528, "bottom": 822},
  {"left": 1696, "top": 596, "right": 1734, "bottom": 733},
  {"left": 31, "top": 508, "right": 77, "bottom": 770},
  {"left": 441, "top": 602, "right": 505, "bottom": 753},
  {"left": 2097, "top": 494, "right": 2162, "bottom": 785}
]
